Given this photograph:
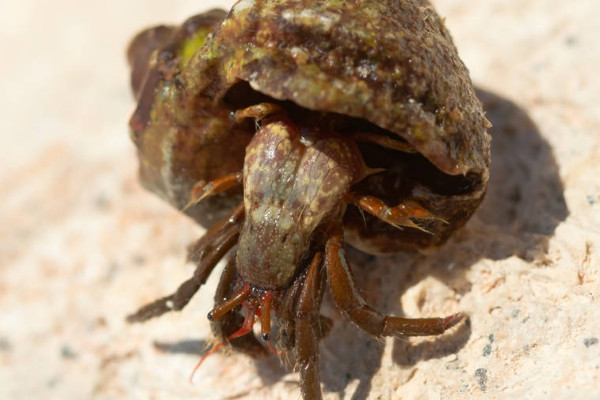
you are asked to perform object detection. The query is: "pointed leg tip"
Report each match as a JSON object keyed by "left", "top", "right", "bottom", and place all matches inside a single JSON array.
[
  {"left": 443, "top": 312, "right": 467, "bottom": 331},
  {"left": 125, "top": 310, "right": 154, "bottom": 324},
  {"left": 125, "top": 309, "right": 150, "bottom": 324}
]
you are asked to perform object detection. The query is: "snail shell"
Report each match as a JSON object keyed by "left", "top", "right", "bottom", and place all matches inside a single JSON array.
[{"left": 129, "top": 0, "right": 491, "bottom": 253}]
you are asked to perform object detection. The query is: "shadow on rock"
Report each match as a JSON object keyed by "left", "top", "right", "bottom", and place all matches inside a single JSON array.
[
  {"left": 475, "top": 88, "right": 568, "bottom": 257},
  {"left": 319, "top": 88, "right": 567, "bottom": 399},
  {"left": 148, "top": 88, "right": 567, "bottom": 400},
  {"left": 153, "top": 338, "right": 288, "bottom": 387}
]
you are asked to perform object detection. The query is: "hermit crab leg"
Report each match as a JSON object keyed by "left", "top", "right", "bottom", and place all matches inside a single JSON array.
[
  {"left": 211, "top": 256, "right": 266, "bottom": 357},
  {"left": 208, "top": 285, "right": 278, "bottom": 352},
  {"left": 259, "top": 291, "right": 273, "bottom": 340},
  {"left": 127, "top": 204, "right": 243, "bottom": 322},
  {"left": 184, "top": 171, "right": 243, "bottom": 211},
  {"left": 274, "top": 270, "right": 305, "bottom": 353},
  {"left": 295, "top": 252, "right": 325, "bottom": 400},
  {"left": 325, "top": 228, "right": 464, "bottom": 337},
  {"left": 194, "top": 284, "right": 278, "bottom": 375},
  {"left": 187, "top": 202, "right": 244, "bottom": 263},
  {"left": 232, "top": 102, "right": 286, "bottom": 123},
  {"left": 207, "top": 283, "right": 252, "bottom": 321},
  {"left": 191, "top": 289, "right": 257, "bottom": 381},
  {"left": 345, "top": 193, "right": 445, "bottom": 233}
]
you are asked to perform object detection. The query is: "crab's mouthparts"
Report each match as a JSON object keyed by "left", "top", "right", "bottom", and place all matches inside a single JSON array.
[{"left": 191, "top": 283, "right": 278, "bottom": 382}]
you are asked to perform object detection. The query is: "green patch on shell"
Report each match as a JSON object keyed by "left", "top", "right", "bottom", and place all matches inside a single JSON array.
[{"left": 179, "top": 28, "right": 211, "bottom": 66}]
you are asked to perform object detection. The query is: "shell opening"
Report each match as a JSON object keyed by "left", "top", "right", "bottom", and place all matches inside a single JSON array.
[
  {"left": 223, "top": 80, "right": 485, "bottom": 199},
  {"left": 222, "top": 80, "right": 486, "bottom": 251}
]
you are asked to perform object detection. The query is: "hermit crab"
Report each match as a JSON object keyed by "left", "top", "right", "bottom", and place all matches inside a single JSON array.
[{"left": 126, "top": 1, "right": 490, "bottom": 399}]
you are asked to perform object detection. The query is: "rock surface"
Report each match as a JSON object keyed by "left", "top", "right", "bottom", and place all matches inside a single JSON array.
[{"left": 1, "top": 1, "right": 599, "bottom": 399}]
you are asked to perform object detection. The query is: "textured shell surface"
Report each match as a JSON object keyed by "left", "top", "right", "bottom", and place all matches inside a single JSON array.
[
  {"left": 130, "top": 0, "right": 491, "bottom": 253},
  {"left": 201, "top": 0, "right": 491, "bottom": 176}
]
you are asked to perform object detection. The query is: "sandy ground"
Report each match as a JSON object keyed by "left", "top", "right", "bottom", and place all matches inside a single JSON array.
[{"left": 1, "top": 1, "right": 599, "bottom": 399}]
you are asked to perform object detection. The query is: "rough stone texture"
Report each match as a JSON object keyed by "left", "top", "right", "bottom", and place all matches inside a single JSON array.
[{"left": 1, "top": 1, "right": 599, "bottom": 399}]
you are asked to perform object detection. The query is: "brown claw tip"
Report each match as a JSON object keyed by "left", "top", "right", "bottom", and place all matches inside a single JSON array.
[{"left": 443, "top": 312, "right": 466, "bottom": 330}]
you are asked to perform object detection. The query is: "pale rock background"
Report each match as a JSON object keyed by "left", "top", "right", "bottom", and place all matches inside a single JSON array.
[{"left": 1, "top": 1, "right": 599, "bottom": 399}]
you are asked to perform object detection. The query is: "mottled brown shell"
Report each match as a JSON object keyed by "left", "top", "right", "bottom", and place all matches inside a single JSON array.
[
  {"left": 128, "top": 10, "right": 251, "bottom": 226},
  {"left": 129, "top": 0, "right": 490, "bottom": 253}
]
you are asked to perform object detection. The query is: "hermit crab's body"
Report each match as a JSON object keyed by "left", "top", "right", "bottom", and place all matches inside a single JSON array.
[
  {"left": 238, "top": 110, "right": 365, "bottom": 289},
  {"left": 126, "top": 1, "right": 490, "bottom": 399}
]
